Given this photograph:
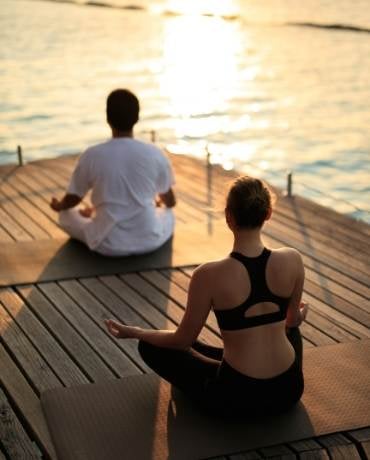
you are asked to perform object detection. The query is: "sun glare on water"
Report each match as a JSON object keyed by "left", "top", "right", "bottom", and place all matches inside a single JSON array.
[
  {"left": 163, "top": 0, "right": 238, "bottom": 17},
  {"left": 158, "top": 1, "right": 243, "bottom": 140}
]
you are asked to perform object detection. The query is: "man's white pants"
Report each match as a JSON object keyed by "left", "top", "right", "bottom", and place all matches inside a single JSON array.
[
  {"left": 59, "top": 208, "right": 91, "bottom": 245},
  {"left": 58, "top": 208, "right": 175, "bottom": 256}
]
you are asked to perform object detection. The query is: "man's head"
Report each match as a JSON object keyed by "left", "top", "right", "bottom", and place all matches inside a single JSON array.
[{"left": 106, "top": 89, "right": 140, "bottom": 132}]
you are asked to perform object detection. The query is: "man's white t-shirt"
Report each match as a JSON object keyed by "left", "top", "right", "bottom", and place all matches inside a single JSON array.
[{"left": 67, "top": 138, "right": 175, "bottom": 255}]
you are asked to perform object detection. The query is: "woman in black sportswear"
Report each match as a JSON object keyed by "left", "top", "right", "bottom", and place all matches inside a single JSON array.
[{"left": 105, "top": 176, "right": 308, "bottom": 416}]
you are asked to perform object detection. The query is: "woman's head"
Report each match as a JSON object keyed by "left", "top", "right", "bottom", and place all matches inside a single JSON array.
[{"left": 226, "top": 176, "right": 273, "bottom": 229}]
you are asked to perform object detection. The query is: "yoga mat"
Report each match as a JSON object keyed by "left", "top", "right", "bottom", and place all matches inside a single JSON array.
[
  {"left": 0, "top": 221, "right": 232, "bottom": 286},
  {"left": 41, "top": 340, "right": 370, "bottom": 460}
]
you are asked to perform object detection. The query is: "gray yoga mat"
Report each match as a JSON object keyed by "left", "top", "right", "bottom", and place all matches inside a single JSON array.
[
  {"left": 0, "top": 222, "right": 232, "bottom": 286},
  {"left": 41, "top": 340, "right": 370, "bottom": 460}
]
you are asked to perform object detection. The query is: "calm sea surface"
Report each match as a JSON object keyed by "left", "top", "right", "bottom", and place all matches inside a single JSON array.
[{"left": 1, "top": 0, "right": 370, "bottom": 221}]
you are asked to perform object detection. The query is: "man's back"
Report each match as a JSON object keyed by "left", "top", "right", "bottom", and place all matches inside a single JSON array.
[{"left": 78, "top": 138, "right": 173, "bottom": 216}]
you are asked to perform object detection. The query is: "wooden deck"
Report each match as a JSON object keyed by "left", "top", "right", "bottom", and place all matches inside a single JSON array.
[{"left": 0, "top": 153, "right": 369, "bottom": 459}]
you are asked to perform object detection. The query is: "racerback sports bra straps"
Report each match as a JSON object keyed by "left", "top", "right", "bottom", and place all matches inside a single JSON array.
[{"left": 213, "top": 249, "right": 290, "bottom": 330}]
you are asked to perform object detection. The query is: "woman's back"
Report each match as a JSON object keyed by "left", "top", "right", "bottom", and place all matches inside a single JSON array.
[{"left": 206, "top": 246, "right": 303, "bottom": 378}]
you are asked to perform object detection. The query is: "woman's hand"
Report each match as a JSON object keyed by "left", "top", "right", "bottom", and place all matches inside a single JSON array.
[
  {"left": 286, "top": 301, "right": 309, "bottom": 328},
  {"left": 299, "top": 301, "right": 309, "bottom": 322},
  {"left": 105, "top": 319, "right": 140, "bottom": 339}
]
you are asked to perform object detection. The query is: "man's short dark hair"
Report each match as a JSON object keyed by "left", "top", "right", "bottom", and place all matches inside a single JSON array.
[{"left": 106, "top": 89, "right": 139, "bottom": 131}]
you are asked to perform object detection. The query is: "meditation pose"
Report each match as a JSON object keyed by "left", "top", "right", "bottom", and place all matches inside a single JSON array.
[
  {"left": 50, "top": 89, "right": 176, "bottom": 256},
  {"left": 106, "top": 176, "right": 308, "bottom": 416}
]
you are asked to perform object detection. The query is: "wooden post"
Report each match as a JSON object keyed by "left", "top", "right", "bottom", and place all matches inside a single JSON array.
[
  {"left": 287, "top": 171, "right": 293, "bottom": 197},
  {"left": 206, "top": 145, "right": 212, "bottom": 207},
  {"left": 17, "top": 145, "right": 23, "bottom": 166}
]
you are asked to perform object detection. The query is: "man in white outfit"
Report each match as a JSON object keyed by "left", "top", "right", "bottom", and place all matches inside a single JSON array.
[{"left": 50, "top": 89, "right": 176, "bottom": 256}]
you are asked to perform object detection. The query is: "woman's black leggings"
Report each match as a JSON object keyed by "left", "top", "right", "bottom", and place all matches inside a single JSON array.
[{"left": 138, "top": 327, "right": 304, "bottom": 416}]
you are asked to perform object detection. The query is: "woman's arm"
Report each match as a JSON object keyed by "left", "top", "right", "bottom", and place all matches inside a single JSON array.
[
  {"left": 285, "top": 250, "right": 308, "bottom": 327},
  {"left": 105, "top": 264, "right": 213, "bottom": 349}
]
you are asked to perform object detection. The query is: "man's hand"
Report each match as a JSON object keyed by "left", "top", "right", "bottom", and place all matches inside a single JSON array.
[
  {"left": 79, "top": 206, "right": 94, "bottom": 218},
  {"left": 50, "top": 197, "right": 63, "bottom": 212},
  {"left": 50, "top": 194, "right": 82, "bottom": 212},
  {"left": 158, "top": 188, "right": 176, "bottom": 208}
]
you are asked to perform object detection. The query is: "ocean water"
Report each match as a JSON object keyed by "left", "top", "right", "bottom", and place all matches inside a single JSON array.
[{"left": 1, "top": 0, "right": 369, "bottom": 222}]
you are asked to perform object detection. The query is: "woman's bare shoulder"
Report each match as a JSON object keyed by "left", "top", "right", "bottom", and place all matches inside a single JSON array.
[
  {"left": 270, "top": 247, "right": 303, "bottom": 264},
  {"left": 193, "top": 257, "right": 235, "bottom": 278}
]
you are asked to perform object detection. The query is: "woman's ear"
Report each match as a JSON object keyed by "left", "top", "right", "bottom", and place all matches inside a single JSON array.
[
  {"left": 225, "top": 207, "right": 234, "bottom": 230},
  {"left": 265, "top": 207, "right": 272, "bottom": 221}
]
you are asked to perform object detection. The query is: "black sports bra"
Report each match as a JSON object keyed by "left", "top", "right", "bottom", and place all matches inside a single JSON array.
[{"left": 213, "top": 249, "right": 290, "bottom": 330}]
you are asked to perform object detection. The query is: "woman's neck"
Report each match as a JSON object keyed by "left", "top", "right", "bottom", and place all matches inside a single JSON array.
[{"left": 232, "top": 228, "right": 265, "bottom": 256}]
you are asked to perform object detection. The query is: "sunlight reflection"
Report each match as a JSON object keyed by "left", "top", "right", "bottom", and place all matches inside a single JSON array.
[
  {"left": 159, "top": 14, "right": 243, "bottom": 137},
  {"left": 163, "top": 0, "right": 238, "bottom": 17}
]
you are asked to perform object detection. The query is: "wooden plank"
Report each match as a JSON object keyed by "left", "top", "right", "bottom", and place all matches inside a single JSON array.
[
  {"left": 303, "top": 276, "right": 370, "bottom": 318},
  {"left": 12, "top": 164, "right": 61, "bottom": 201},
  {"left": 302, "top": 309, "right": 361, "bottom": 344},
  {"left": 37, "top": 282, "right": 140, "bottom": 378},
  {"left": 304, "top": 292, "right": 370, "bottom": 339},
  {"left": 264, "top": 221, "right": 369, "bottom": 283},
  {"left": 298, "top": 450, "right": 330, "bottom": 459},
  {"left": 323, "top": 444, "right": 361, "bottom": 459},
  {"left": 0, "top": 196, "right": 50, "bottom": 240},
  {"left": 57, "top": 279, "right": 148, "bottom": 373},
  {"left": 0, "top": 288, "right": 88, "bottom": 387},
  {"left": 0, "top": 387, "right": 40, "bottom": 459},
  {"left": 347, "top": 428, "right": 370, "bottom": 460},
  {"left": 257, "top": 444, "right": 296, "bottom": 458},
  {"left": 8, "top": 172, "right": 61, "bottom": 224},
  {"left": 0, "top": 300, "right": 61, "bottom": 394},
  {"left": 347, "top": 427, "right": 370, "bottom": 442},
  {"left": 263, "top": 230, "right": 370, "bottom": 305},
  {"left": 289, "top": 439, "right": 330, "bottom": 460},
  {"left": 99, "top": 275, "right": 179, "bottom": 331},
  {"left": 317, "top": 433, "right": 352, "bottom": 448},
  {"left": 26, "top": 162, "right": 70, "bottom": 192},
  {"left": 360, "top": 442, "right": 370, "bottom": 460},
  {"left": 22, "top": 163, "right": 67, "bottom": 192},
  {"left": 121, "top": 272, "right": 222, "bottom": 346},
  {"left": 299, "top": 252, "right": 369, "bottom": 300},
  {"left": 0, "top": 207, "right": 33, "bottom": 241},
  {"left": 16, "top": 285, "right": 116, "bottom": 382},
  {"left": 0, "top": 180, "right": 65, "bottom": 238},
  {"left": 229, "top": 452, "right": 263, "bottom": 459},
  {"left": 271, "top": 208, "right": 370, "bottom": 262},
  {"left": 0, "top": 344, "right": 57, "bottom": 459},
  {"left": 160, "top": 268, "right": 191, "bottom": 291},
  {"left": 299, "top": 321, "right": 337, "bottom": 347},
  {"left": 0, "top": 225, "right": 13, "bottom": 243}
]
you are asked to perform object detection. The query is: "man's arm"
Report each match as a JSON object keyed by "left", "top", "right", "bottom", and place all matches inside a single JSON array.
[
  {"left": 157, "top": 188, "right": 176, "bottom": 208},
  {"left": 50, "top": 194, "right": 82, "bottom": 212}
]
